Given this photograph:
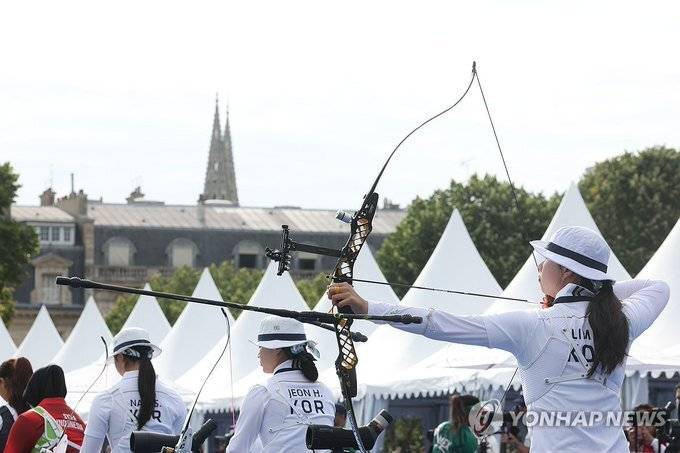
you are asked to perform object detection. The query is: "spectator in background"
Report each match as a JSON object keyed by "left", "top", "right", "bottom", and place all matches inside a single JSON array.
[
  {"left": 500, "top": 400, "right": 529, "bottom": 453},
  {"left": 0, "top": 357, "right": 33, "bottom": 451},
  {"left": 335, "top": 403, "right": 348, "bottom": 428},
  {"left": 4, "top": 364, "right": 85, "bottom": 453},
  {"left": 432, "top": 394, "right": 479, "bottom": 453},
  {"left": 627, "top": 403, "right": 666, "bottom": 453}
]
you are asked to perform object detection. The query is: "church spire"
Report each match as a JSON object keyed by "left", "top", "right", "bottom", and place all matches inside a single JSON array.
[
  {"left": 211, "top": 94, "right": 221, "bottom": 140},
  {"left": 201, "top": 96, "right": 239, "bottom": 205},
  {"left": 222, "top": 103, "right": 239, "bottom": 205}
]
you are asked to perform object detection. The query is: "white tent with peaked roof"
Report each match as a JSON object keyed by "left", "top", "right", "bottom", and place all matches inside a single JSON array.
[
  {"left": 176, "top": 261, "right": 310, "bottom": 409},
  {"left": 488, "top": 183, "right": 631, "bottom": 314},
  {"left": 313, "top": 246, "right": 400, "bottom": 374},
  {"left": 629, "top": 218, "right": 680, "bottom": 362},
  {"left": 0, "top": 319, "right": 16, "bottom": 362},
  {"left": 354, "top": 209, "right": 502, "bottom": 385},
  {"left": 53, "top": 297, "right": 113, "bottom": 372},
  {"left": 155, "top": 268, "right": 235, "bottom": 381},
  {"left": 121, "top": 283, "right": 171, "bottom": 346},
  {"left": 15, "top": 305, "right": 63, "bottom": 368}
]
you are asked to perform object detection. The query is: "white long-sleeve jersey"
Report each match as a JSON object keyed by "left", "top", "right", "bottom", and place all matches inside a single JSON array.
[
  {"left": 368, "top": 279, "right": 670, "bottom": 453},
  {"left": 226, "top": 360, "right": 335, "bottom": 453}
]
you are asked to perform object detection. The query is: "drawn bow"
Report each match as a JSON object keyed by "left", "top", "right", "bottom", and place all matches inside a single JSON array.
[{"left": 265, "top": 61, "right": 540, "bottom": 452}]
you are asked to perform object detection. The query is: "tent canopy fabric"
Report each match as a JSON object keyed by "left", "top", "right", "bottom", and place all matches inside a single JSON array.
[
  {"left": 356, "top": 209, "right": 502, "bottom": 383},
  {"left": 155, "top": 268, "right": 235, "bottom": 381},
  {"left": 52, "top": 297, "right": 113, "bottom": 373},
  {"left": 630, "top": 219, "right": 680, "bottom": 357},
  {"left": 15, "top": 305, "right": 63, "bottom": 369},
  {"left": 121, "top": 283, "right": 172, "bottom": 346},
  {"left": 0, "top": 319, "right": 16, "bottom": 362}
]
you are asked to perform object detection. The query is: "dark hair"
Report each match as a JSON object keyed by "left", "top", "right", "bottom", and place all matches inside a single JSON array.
[
  {"left": 284, "top": 346, "right": 318, "bottom": 382},
  {"left": 120, "top": 346, "right": 156, "bottom": 430},
  {"left": 449, "top": 395, "right": 469, "bottom": 430},
  {"left": 582, "top": 279, "right": 629, "bottom": 377},
  {"left": 23, "top": 365, "right": 67, "bottom": 408},
  {"left": 0, "top": 357, "right": 33, "bottom": 413}
]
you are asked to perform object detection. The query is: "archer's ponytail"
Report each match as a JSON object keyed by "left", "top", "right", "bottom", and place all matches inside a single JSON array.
[
  {"left": 286, "top": 347, "right": 319, "bottom": 382},
  {"left": 585, "top": 280, "right": 629, "bottom": 377},
  {"left": 124, "top": 346, "right": 157, "bottom": 430}
]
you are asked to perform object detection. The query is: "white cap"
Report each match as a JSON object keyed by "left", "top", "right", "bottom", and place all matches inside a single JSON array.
[
  {"left": 110, "top": 327, "right": 161, "bottom": 359},
  {"left": 530, "top": 226, "right": 612, "bottom": 281},
  {"left": 250, "top": 316, "right": 308, "bottom": 350}
]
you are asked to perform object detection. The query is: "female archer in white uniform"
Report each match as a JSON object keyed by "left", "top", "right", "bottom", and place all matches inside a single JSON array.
[
  {"left": 80, "top": 327, "right": 187, "bottom": 453},
  {"left": 329, "top": 226, "right": 670, "bottom": 453},
  {"left": 227, "top": 316, "right": 336, "bottom": 452}
]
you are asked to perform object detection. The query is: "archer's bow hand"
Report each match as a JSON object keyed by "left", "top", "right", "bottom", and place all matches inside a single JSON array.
[{"left": 328, "top": 282, "right": 369, "bottom": 314}]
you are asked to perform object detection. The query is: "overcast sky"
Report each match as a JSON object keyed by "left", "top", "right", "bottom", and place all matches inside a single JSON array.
[{"left": 2, "top": 1, "right": 679, "bottom": 209}]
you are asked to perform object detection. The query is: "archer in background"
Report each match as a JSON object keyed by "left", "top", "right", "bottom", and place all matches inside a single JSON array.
[
  {"left": 329, "top": 225, "right": 670, "bottom": 452},
  {"left": 80, "top": 327, "right": 186, "bottom": 453},
  {"left": 227, "top": 316, "right": 335, "bottom": 452}
]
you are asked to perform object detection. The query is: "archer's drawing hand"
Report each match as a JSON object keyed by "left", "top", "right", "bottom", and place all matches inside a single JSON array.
[{"left": 328, "top": 282, "right": 369, "bottom": 314}]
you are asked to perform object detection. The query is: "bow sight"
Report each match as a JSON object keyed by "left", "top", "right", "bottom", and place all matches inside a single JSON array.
[
  {"left": 266, "top": 193, "right": 379, "bottom": 283},
  {"left": 265, "top": 224, "right": 342, "bottom": 276}
]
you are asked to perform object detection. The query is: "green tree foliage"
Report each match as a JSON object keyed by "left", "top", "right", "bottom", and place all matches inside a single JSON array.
[
  {"left": 0, "top": 163, "right": 39, "bottom": 323},
  {"left": 106, "top": 263, "right": 264, "bottom": 334},
  {"left": 383, "top": 417, "right": 425, "bottom": 453},
  {"left": 377, "top": 174, "right": 560, "bottom": 295},
  {"left": 208, "top": 261, "right": 264, "bottom": 315},
  {"left": 580, "top": 146, "right": 680, "bottom": 275},
  {"left": 0, "top": 288, "right": 16, "bottom": 324},
  {"left": 295, "top": 273, "right": 329, "bottom": 309}
]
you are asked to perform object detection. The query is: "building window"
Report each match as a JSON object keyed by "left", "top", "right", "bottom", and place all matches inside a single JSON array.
[
  {"left": 238, "top": 254, "right": 258, "bottom": 268},
  {"left": 105, "top": 237, "right": 135, "bottom": 266},
  {"left": 298, "top": 258, "right": 317, "bottom": 271},
  {"left": 168, "top": 238, "right": 197, "bottom": 268},
  {"left": 39, "top": 227, "right": 49, "bottom": 241},
  {"left": 50, "top": 226, "right": 60, "bottom": 241},
  {"left": 63, "top": 227, "right": 71, "bottom": 242},
  {"left": 234, "top": 241, "right": 262, "bottom": 269},
  {"left": 41, "top": 273, "right": 60, "bottom": 304},
  {"left": 296, "top": 251, "right": 319, "bottom": 272}
]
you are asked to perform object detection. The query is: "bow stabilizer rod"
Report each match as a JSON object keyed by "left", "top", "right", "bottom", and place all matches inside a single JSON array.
[{"left": 55, "top": 277, "right": 419, "bottom": 337}]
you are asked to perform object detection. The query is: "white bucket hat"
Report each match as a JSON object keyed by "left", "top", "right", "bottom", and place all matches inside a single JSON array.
[
  {"left": 250, "top": 316, "right": 320, "bottom": 359},
  {"left": 110, "top": 327, "right": 162, "bottom": 359},
  {"left": 530, "top": 225, "right": 612, "bottom": 281}
]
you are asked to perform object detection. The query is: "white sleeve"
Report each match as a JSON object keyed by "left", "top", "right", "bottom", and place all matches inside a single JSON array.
[
  {"left": 79, "top": 435, "right": 105, "bottom": 453},
  {"left": 368, "top": 301, "right": 490, "bottom": 346},
  {"left": 83, "top": 393, "right": 110, "bottom": 439},
  {"left": 225, "top": 385, "right": 268, "bottom": 453},
  {"left": 616, "top": 279, "right": 670, "bottom": 339},
  {"left": 174, "top": 394, "right": 189, "bottom": 434},
  {"left": 81, "top": 393, "right": 109, "bottom": 453},
  {"left": 368, "top": 300, "right": 539, "bottom": 359}
]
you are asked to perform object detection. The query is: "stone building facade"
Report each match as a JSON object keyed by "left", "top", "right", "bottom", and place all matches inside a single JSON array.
[{"left": 9, "top": 99, "right": 405, "bottom": 342}]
